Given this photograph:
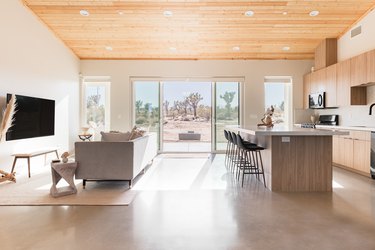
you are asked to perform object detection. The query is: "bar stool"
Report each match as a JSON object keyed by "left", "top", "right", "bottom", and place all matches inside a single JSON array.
[
  {"left": 224, "top": 130, "right": 230, "bottom": 166},
  {"left": 236, "top": 134, "right": 266, "bottom": 188},
  {"left": 231, "top": 132, "right": 257, "bottom": 176}
]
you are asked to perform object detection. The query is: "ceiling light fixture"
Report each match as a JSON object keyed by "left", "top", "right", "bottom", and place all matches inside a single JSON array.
[
  {"left": 282, "top": 46, "right": 290, "bottom": 51},
  {"left": 117, "top": 10, "right": 124, "bottom": 15},
  {"left": 245, "top": 10, "right": 254, "bottom": 17},
  {"left": 282, "top": 11, "right": 288, "bottom": 15},
  {"left": 79, "top": 10, "right": 90, "bottom": 17},
  {"left": 163, "top": 10, "right": 173, "bottom": 17},
  {"left": 232, "top": 46, "right": 240, "bottom": 51},
  {"left": 169, "top": 47, "right": 177, "bottom": 52},
  {"left": 309, "top": 10, "right": 320, "bottom": 17},
  {"left": 105, "top": 46, "right": 113, "bottom": 51}
]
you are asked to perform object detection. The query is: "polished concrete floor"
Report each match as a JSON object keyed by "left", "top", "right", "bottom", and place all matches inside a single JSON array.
[{"left": 1, "top": 154, "right": 375, "bottom": 250}]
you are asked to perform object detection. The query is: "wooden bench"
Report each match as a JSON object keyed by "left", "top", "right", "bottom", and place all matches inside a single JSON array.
[{"left": 11, "top": 149, "right": 59, "bottom": 178}]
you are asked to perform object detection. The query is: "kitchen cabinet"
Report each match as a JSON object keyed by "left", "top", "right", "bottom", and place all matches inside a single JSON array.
[
  {"left": 303, "top": 74, "right": 311, "bottom": 109},
  {"left": 332, "top": 130, "right": 371, "bottom": 176},
  {"left": 367, "top": 49, "right": 375, "bottom": 83},
  {"left": 336, "top": 59, "right": 351, "bottom": 106},
  {"left": 325, "top": 64, "right": 337, "bottom": 107},
  {"left": 353, "top": 140, "right": 371, "bottom": 173},
  {"left": 350, "top": 53, "right": 367, "bottom": 86},
  {"left": 310, "top": 69, "right": 325, "bottom": 94},
  {"left": 314, "top": 38, "right": 337, "bottom": 71}
]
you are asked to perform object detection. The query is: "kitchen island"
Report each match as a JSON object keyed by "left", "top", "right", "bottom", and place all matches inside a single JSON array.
[{"left": 227, "top": 125, "right": 349, "bottom": 192}]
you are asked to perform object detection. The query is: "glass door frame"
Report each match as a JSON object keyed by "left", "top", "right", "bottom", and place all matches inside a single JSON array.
[{"left": 131, "top": 77, "right": 244, "bottom": 154}]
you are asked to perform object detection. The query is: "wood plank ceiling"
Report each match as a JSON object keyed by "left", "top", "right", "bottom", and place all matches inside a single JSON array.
[{"left": 22, "top": 0, "right": 375, "bottom": 60}]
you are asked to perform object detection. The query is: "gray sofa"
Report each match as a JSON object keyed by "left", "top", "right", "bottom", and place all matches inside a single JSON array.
[{"left": 75, "top": 133, "right": 157, "bottom": 188}]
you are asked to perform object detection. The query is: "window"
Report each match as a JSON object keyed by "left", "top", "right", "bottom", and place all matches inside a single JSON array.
[
  {"left": 82, "top": 79, "right": 110, "bottom": 133},
  {"left": 264, "top": 77, "right": 292, "bottom": 126}
]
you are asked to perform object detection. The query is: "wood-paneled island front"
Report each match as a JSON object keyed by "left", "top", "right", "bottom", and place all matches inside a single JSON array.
[{"left": 227, "top": 125, "right": 348, "bottom": 192}]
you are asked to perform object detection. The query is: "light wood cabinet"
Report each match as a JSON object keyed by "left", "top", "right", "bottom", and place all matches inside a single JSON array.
[
  {"left": 332, "top": 130, "right": 371, "bottom": 176},
  {"left": 314, "top": 38, "right": 337, "bottom": 71},
  {"left": 350, "top": 53, "right": 367, "bottom": 86},
  {"left": 367, "top": 49, "right": 375, "bottom": 83},
  {"left": 310, "top": 69, "right": 325, "bottom": 94},
  {"left": 336, "top": 60, "right": 351, "bottom": 106},
  {"left": 325, "top": 64, "right": 337, "bottom": 107},
  {"left": 303, "top": 74, "right": 311, "bottom": 109},
  {"left": 353, "top": 140, "right": 371, "bottom": 173}
]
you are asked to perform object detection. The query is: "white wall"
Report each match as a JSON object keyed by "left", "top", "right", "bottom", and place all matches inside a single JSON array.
[
  {"left": 0, "top": 0, "right": 80, "bottom": 168},
  {"left": 338, "top": 8, "right": 375, "bottom": 61},
  {"left": 80, "top": 60, "right": 313, "bottom": 132}
]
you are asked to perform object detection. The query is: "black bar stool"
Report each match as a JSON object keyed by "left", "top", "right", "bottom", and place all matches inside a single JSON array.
[{"left": 236, "top": 134, "right": 266, "bottom": 188}]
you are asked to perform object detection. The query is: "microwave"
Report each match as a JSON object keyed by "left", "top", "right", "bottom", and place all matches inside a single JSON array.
[{"left": 309, "top": 92, "right": 325, "bottom": 109}]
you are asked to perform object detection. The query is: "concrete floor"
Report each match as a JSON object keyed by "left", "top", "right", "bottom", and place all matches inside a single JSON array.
[{"left": 1, "top": 154, "right": 375, "bottom": 250}]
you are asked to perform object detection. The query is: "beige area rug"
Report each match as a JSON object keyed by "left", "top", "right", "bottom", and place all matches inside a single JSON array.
[{"left": 0, "top": 169, "right": 137, "bottom": 206}]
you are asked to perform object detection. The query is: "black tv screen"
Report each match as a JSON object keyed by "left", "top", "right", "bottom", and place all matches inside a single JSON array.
[{"left": 6, "top": 94, "right": 55, "bottom": 141}]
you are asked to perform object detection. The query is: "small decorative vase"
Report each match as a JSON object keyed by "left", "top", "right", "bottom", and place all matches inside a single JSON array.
[{"left": 62, "top": 157, "right": 68, "bottom": 163}]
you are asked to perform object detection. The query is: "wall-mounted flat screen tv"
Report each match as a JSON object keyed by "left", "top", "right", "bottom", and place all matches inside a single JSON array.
[{"left": 6, "top": 94, "right": 55, "bottom": 141}]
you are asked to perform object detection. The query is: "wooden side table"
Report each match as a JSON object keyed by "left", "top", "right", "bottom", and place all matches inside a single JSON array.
[{"left": 50, "top": 161, "right": 78, "bottom": 198}]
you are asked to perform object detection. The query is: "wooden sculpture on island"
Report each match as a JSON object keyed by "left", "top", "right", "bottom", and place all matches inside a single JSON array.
[
  {"left": 257, "top": 105, "right": 275, "bottom": 128},
  {"left": 0, "top": 94, "right": 17, "bottom": 183}
]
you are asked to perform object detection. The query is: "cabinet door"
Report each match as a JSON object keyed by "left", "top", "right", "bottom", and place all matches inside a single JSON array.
[
  {"left": 353, "top": 140, "right": 370, "bottom": 174},
  {"left": 303, "top": 74, "right": 311, "bottom": 109},
  {"left": 367, "top": 49, "right": 375, "bottom": 83},
  {"left": 311, "top": 69, "right": 325, "bottom": 93},
  {"left": 336, "top": 60, "right": 351, "bottom": 106},
  {"left": 325, "top": 64, "right": 337, "bottom": 107},
  {"left": 350, "top": 53, "right": 367, "bottom": 86}
]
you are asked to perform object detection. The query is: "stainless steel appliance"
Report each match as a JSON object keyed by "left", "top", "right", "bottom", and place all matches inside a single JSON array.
[
  {"left": 309, "top": 92, "right": 325, "bottom": 109},
  {"left": 371, "top": 132, "right": 375, "bottom": 179},
  {"left": 319, "top": 115, "right": 339, "bottom": 126}
]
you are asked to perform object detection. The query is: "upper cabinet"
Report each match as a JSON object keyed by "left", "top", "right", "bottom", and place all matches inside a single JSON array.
[
  {"left": 336, "top": 60, "right": 351, "bottom": 106},
  {"left": 367, "top": 49, "right": 375, "bottom": 84},
  {"left": 325, "top": 64, "right": 337, "bottom": 107},
  {"left": 303, "top": 74, "right": 311, "bottom": 109},
  {"left": 350, "top": 53, "right": 367, "bottom": 86},
  {"left": 314, "top": 38, "right": 337, "bottom": 71}
]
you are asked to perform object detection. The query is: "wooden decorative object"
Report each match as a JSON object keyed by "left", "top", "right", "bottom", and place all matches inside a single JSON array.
[
  {"left": 0, "top": 170, "right": 16, "bottom": 183},
  {"left": 257, "top": 106, "right": 274, "bottom": 128},
  {"left": 61, "top": 152, "right": 69, "bottom": 163}
]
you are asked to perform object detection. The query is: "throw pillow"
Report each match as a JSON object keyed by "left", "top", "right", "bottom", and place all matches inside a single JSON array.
[{"left": 101, "top": 131, "right": 131, "bottom": 142}]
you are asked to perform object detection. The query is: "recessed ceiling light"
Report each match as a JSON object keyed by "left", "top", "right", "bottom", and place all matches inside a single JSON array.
[
  {"left": 232, "top": 46, "right": 240, "bottom": 51},
  {"left": 79, "top": 10, "right": 90, "bottom": 17},
  {"left": 169, "top": 47, "right": 177, "bottom": 52},
  {"left": 105, "top": 46, "right": 113, "bottom": 51},
  {"left": 163, "top": 10, "right": 173, "bottom": 17},
  {"left": 282, "top": 46, "right": 290, "bottom": 51},
  {"left": 245, "top": 10, "right": 254, "bottom": 17},
  {"left": 282, "top": 11, "right": 288, "bottom": 15},
  {"left": 309, "top": 10, "right": 320, "bottom": 17},
  {"left": 117, "top": 10, "right": 124, "bottom": 15}
]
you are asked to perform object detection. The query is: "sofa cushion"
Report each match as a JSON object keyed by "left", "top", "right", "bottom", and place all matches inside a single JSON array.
[{"left": 101, "top": 131, "right": 131, "bottom": 142}]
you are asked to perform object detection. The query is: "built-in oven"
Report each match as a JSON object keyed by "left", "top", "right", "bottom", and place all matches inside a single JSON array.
[{"left": 371, "top": 132, "right": 375, "bottom": 179}]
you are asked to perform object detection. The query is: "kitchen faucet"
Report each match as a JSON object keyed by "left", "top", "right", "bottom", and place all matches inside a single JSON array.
[{"left": 369, "top": 103, "right": 375, "bottom": 115}]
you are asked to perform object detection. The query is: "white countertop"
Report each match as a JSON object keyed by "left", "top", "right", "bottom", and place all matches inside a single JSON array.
[
  {"left": 226, "top": 125, "right": 349, "bottom": 136},
  {"left": 314, "top": 124, "right": 375, "bottom": 132}
]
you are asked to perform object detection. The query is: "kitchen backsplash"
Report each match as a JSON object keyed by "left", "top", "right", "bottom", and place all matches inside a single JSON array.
[{"left": 296, "top": 85, "right": 375, "bottom": 127}]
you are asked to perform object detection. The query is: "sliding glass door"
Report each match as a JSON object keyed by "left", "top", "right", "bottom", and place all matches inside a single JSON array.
[
  {"left": 213, "top": 82, "right": 240, "bottom": 151},
  {"left": 132, "top": 79, "right": 241, "bottom": 153},
  {"left": 133, "top": 81, "right": 160, "bottom": 148}
]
